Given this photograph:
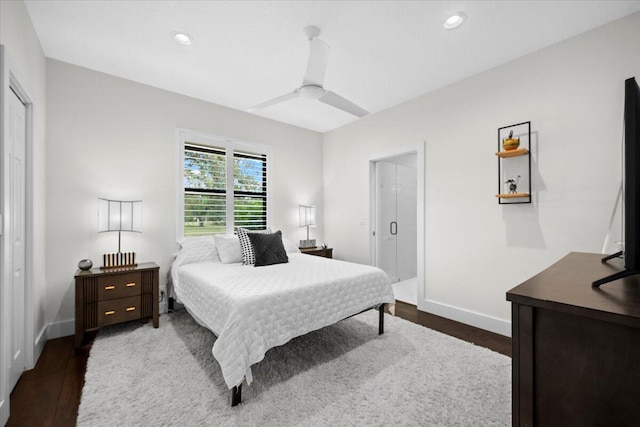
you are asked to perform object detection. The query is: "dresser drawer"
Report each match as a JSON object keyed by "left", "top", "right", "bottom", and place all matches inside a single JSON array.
[
  {"left": 97, "top": 296, "right": 141, "bottom": 327},
  {"left": 97, "top": 272, "right": 141, "bottom": 301}
]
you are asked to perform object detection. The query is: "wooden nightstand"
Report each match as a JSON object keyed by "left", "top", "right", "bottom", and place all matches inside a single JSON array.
[
  {"left": 300, "top": 247, "right": 333, "bottom": 259},
  {"left": 74, "top": 262, "right": 159, "bottom": 348}
]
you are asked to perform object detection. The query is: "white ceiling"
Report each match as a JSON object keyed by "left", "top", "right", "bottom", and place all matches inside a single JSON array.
[{"left": 25, "top": 1, "right": 640, "bottom": 133}]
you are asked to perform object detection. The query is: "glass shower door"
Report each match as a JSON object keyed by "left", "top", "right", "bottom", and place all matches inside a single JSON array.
[
  {"left": 377, "top": 161, "right": 399, "bottom": 282},
  {"left": 376, "top": 159, "right": 417, "bottom": 283}
]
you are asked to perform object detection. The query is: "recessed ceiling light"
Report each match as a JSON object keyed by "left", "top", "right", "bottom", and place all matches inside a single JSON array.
[
  {"left": 444, "top": 12, "right": 466, "bottom": 30},
  {"left": 173, "top": 32, "right": 192, "bottom": 46}
]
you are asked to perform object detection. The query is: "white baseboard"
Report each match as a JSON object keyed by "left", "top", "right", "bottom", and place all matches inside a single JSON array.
[
  {"left": 1, "top": 398, "right": 8, "bottom": 427},
  {"left": 33, "top": 319, "right": 74, "bottom": 366},
  {"left": 46, "top": 319, "right": 75, "bottom": 340},
  {"left": 418, "top": 298, "right": 511, "bottom": 338},
  {"left": 34, "top": 324, "right": 48, "bottom": 367}
]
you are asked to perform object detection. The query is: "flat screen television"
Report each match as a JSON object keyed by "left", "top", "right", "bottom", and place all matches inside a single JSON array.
[{"left": 594, "top": 77, "right": 640, "bottom": 287}]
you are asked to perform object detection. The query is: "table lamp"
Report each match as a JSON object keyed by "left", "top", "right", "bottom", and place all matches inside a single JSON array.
[
  {"left": 98, "top": 198, "right": 142, "bottom": 268},
  {"left": 299, "top": 204, "right": 316, "bottom": 248}
]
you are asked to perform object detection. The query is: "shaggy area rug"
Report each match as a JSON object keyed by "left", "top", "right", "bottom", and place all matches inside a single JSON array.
[{"left": 78, "top": 310, "right": 511, "bottom": 426}]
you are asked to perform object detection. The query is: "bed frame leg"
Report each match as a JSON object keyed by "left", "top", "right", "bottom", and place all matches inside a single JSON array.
[
  {"left": 231, "top": 384, "right": 242, "bottom": 406},
  {"left": 379, "top": 304, "right": 385, "bottom": 335}
]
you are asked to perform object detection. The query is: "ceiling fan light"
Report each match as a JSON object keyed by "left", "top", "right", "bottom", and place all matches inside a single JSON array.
[
  {"left": 173, "top": 32, "right": 192, "bottom": 45},
  {"left": 299, "top": 85, "right": 324, "bottom": 99},
  {"left": 444, "top": 12, "right": 466, "bottom": 30}
]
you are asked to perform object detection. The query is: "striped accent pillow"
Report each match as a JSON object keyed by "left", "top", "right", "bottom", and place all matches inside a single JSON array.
[{"left": 237, "top": 227, "right": 271, "bottom": 265}]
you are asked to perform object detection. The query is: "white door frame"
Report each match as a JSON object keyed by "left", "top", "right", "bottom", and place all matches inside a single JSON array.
[
  {"left": 0, "top": 44, "right": 36, "bottom": 426},
  {"left": 368, "top": 141, "right": 425, "bottom": 305}
]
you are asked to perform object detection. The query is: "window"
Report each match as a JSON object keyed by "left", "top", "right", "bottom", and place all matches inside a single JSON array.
[
  {"left": 183, "top": 144, "right": 227, "bottom": 235},
  {"left": 178, "top": 130, "right": 270, "bottom": 238},
  {"left": 232, "top": 150, "right": 268, "bottom": 230}
]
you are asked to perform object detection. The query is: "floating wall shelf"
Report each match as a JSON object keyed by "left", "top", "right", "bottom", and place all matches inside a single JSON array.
[
  {"left": 496, "top": 192, "right": 530, "bottom": 199},
  {"left": 496, "top": 148, "right": 529, "bottom": 158},
  {"left": 497, "top": 121, "right": 532, "bottom": 204}
]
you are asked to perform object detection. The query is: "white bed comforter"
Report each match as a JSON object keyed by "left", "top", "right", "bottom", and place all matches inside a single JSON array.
[{"left": 172, "top": 253, "right": 394, "bottom": 389}]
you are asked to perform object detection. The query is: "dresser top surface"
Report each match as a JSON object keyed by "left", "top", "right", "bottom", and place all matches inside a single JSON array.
[{"left": 507, "top": 252, "right": 640, "bottom": 320}]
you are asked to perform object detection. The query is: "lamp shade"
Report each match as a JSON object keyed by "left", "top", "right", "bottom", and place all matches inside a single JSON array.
[
  {"left": 98, "top": 198, "right": 143, "bottom": 233},
  {"left": 299, "top": 205, "right": 316, "bottom": 227}
]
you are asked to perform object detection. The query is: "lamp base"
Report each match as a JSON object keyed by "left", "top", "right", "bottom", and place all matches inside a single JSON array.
[
  {"left": 299, "top": 239, "right": 316, "bottom": 249},
  {"left": 100, "top": 264, "right": 137, "bottom": 270},
  {"left": 102, "top": 252, "right": 137, "bottom": 269}
]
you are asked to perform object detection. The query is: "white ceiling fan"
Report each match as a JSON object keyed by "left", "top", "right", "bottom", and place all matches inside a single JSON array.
[{"left": 248, "top": 26, "right": 369, "bottom": 117}]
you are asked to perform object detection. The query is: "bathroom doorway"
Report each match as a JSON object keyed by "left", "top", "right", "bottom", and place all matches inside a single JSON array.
[{"left": 373, "top": 153, "right": 417, "bottom": 305}]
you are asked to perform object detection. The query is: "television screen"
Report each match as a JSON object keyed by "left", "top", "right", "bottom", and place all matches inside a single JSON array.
[
  {"left": 623, "top": 77, "right": 640, "bottom": 271},
  {"left": 594, "top": 77, "right": 640, "bottom": 287}
]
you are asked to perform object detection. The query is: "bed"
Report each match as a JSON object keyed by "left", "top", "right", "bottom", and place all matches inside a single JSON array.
[{"left": 169, "top": 233, "right": 395, "bottom": 406}]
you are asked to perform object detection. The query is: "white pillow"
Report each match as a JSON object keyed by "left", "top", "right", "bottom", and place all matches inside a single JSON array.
[
  {"left": 214, "top": 234, "right": 243, "bottom": 264},
  {"left": 282, "top": 237, "right": 301, "bottom": 254},
  {"left": 175, "top": 236, "right": 220, "bottom": 265}
]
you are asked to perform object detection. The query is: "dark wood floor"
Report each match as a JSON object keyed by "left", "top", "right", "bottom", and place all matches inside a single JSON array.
[
  {"left": 6, "top": 335, "right": 91, "bottom": 427},
  {"left": 7, "top": 301, "right": 511, "bottom": 426},
  {"left": 392, "top": 302, "right": 512, "bottom": 357}
]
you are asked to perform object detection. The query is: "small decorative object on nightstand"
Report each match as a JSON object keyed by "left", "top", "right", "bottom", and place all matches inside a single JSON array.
[
  {"left": 74, "top": 262, "right": 159, "bottom": 348},
  {"left": 300, "top": 246, "right": 333, "bottom": 259},
  {"left": 78, "top": 259, "right": 93, "bottom": 271}
]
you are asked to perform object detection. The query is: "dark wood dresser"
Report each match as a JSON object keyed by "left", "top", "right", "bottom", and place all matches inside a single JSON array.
[
  {"left": 74, "top": 262, "right": 159, "bottom": 347},
  {"left": 506, "top": 252, "right": 640, "bottom": 426},
  {"left": 300, "top": 246, "right": 333, "bottom": 258}
]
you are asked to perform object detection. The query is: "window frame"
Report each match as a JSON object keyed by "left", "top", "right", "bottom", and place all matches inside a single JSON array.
[{"left": 175, "top": 128, "right": 272, "bottom": 240}]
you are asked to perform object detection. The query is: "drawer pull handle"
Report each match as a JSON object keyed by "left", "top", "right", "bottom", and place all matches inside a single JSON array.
[
  {"left": 126, "top": 306, "right": 136, "bottom": 312},
  {"left": 126, "top": 283, "right": 136, "bottom": 287},
  {"left": 105, "top": 310, "right": 115, "bottom": 316},
  {"left": 104, "top": 286, "right": 115, "bottom": 290}
]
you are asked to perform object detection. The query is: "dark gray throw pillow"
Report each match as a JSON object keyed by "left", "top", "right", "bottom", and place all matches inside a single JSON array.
[
  {"left": 246, "top": 230, "right": 289, "bottom": 267},
  {"left": 237, "top": 227, "right": 271, "bottom": 265}
]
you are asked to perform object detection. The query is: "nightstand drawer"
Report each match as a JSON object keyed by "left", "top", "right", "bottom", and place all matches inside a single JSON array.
[
  {"left": 97, "top": 272, "right": 141, "bottom": 301},
  {"left": 98, "top": 296, "right": 141, "bottom": 327}
]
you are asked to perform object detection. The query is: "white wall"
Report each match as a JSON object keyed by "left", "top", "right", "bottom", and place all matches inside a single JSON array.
[
  {"left": 323, "top": 12, "right": 640, "bottom": 335},
  {"left": 45, "top": 59, "right": 323, "bottom": 329},
  {"left": 0, "top": 0, "right": 47, "bottom": 352}
]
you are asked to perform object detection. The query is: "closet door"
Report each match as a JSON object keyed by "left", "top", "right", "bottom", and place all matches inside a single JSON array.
[{"left": 8, "top": 88, "right": 27, "bottom": 391}]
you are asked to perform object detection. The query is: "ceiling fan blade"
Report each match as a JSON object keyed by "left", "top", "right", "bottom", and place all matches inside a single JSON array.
[
  {"left": 302, "top": 38, "right": 330, "bottom": 86},
  {"left": 319, "top": 90, "right": 369, "bottom": 117},
  {"left": 248, "top": 90, "right": 300, "bottom": 112}
]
